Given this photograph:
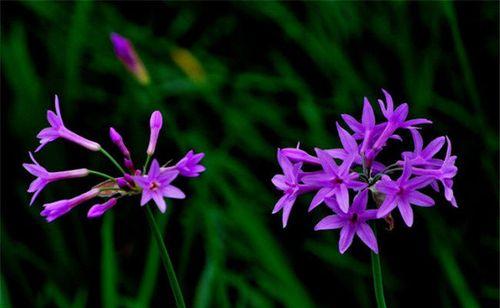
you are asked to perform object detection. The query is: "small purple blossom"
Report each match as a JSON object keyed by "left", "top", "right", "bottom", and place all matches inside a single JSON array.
[
  {"left": 302, "top": 149, "right": 366, "bottom": 213},
  {"left": 175, "top": 150, "right": 206, "bottom": 177},
  {"left": 41, "top": 188, "right": 100, "bottom": 222},
  {"left": 134, "top": 159, "right": 185, "bottom": 213},
  {"left": 36, "top": 95, "right": 101, "bottom": 152},
  {"left": 376, "top": 159, "right": 435, "bottom": 227},
  {"left": 271, "top": 150, "right": 310, "bottom": 227},
  {"left": 110, "top": 33, "right": 150, "bottom": 85},
  {"left": 147, "top": 111, "right": 163, "bottom": 156},
  {"left": 315, "top": 190, "right": 379, "bottom": 253},
  {"left": 23, "top": 152, "right": 89, "bottom": 205},
  {"left": 412, "top": 137, "right": 458, "bottom": 207},
  {"left": 87, "top": 198, "right": 118, "bottom": 218}
]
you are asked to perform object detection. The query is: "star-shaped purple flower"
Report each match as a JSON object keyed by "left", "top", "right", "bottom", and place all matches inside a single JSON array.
[
  {"left": 376, "top": 159, "right": 435, "bottom": 227},
  {"left": 315, "top": 190, "right": 379, "bottom": 254},
  {"left": 134, "top": 159, "right": 185, "bottom": 213},
  {"left": 302, "top": 149, "right": 366, "bottom": 213}
]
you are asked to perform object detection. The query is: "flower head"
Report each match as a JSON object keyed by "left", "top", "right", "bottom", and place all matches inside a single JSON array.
[
  {"left": 41, "top": 188, "right": 100, "bottom": 222},
  {"left": 315, "top": 190, "right": 379, "bottom": 254},
  {"left": 147, "top": 111, "right": 163, "bottom": 156},
  {"left": 176, "top": 150, "right": 206, "bottom": 177},
  {"left": 36, "top": 95, "right": 101, "bottom": 152},
  {"left": 110, "top": 33, "right": 150, "bottom": 85},
  {"left": 134, "top": 159, "right": 185, "bottom": 213},
  {"left": 23, "top": 152, "right": 89, "bottom": 205}
]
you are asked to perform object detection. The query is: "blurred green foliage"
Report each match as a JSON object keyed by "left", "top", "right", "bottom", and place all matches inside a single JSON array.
[{"left": 1, "top": 1, "right": 498, "bottom": 307}]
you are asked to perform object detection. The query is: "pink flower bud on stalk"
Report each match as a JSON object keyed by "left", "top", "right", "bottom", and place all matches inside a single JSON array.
[
  {"left": 41, "top": 188, "right": 100, "bottom": 222},
  {"left": 110, "top": 33, "right": 150, "bottom": 85},
  {"left": 109, "top": 127, "right": 130, "bottom": 158},
  {"left": 147, "top": 111, "right": 163, "bottom": 156},
  {"left": 87, "top": 198, "right": 118, "bottom": 218}
]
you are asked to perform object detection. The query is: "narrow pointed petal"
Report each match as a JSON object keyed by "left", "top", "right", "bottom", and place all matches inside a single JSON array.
[
  {"left": 152, "top": 193, "right": 167, "bottom": 213},
  {"left": 162, "top": 185, "right": 185, "bottom": 199},
  {"left": 377, "top": 195, "right": 397, "bottom": 218},
  {"left": 314, "top": 215, "right": 345, "bottom": 230},
  {"left": 350, "top": 190, "right": 368, "bottom": 213},
  {"left": 356, "top": 223, "right": 379, "bottom": 253},
  {"left": 309, "top": 187, "right": 332, "bottom": 211},
  {"left": 339, "top": 225, "right": 356, "bottom": 254},
  {"left": 421, "top": 136, "right": 445, "bottom": 159},
  {"left": 408, "top": 191, "right": 434, "bottom": 207},
  {"left": 336, "top": 184, "right": 350, "bottom": 213},
  {"left": 315, "top": 148, "right": 338, "bottom": 175},
  {"left": 362, "top": 97, "right": 375, "bottom": 128},
  {"left": 398, "top": 198, "right": 414, "bottom": 227}
]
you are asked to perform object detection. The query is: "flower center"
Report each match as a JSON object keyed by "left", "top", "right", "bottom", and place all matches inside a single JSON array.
[
  {"left": 332, "top": 177, "right": 343, "bottom": 185},
  {"left": 350, "top": 213, "right": 358, "bottom": 223},
  {"left": 149, "top": 180, "right": 161, "bottom": 191}
]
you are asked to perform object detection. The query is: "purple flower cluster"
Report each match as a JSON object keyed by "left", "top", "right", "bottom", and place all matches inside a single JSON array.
[
  {"left": 272, "top": 89, "right": 457, "bottom": 254},
  {"left": 24, "top": 96, "right": 205, "bottom": 222}
]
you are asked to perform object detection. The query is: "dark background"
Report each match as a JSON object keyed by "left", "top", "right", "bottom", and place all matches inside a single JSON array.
[{"left": 1, "top": 1, "right": 498, "bottom": 307}]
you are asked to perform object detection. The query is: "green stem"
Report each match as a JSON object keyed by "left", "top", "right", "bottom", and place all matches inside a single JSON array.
[
  {"left": 88, "top": 170, "right": 116, "bottom": 181},
  {"left": 143, "top": 155, "right": 152, "bottom": 174},
  {"left": 99, "top": 148, "right": 126, "bottom": 174},
  {"left": 371, "top": 248, "right": 387, "bottom": 308},
  {"left": 145, "top": 206, "right": 186, "bottom": 308}
]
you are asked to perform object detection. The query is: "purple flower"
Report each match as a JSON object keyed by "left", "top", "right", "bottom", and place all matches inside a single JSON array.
[
  {"left": 315, "top": 190, "right": 379, "bottom": 254},
  {"left": 41, "top": 188, "right": 100, "bottom": 222},
  {"left": 271, "top": 150, "right": 313, "bottom": 227},
  {"left": 302, "top": 149, "right": 366, "bottom": 213},
  {"left": 146, "top": 111, "right": 163, "bottom": 156},
  {"left": 23, "top": 152, "right": 89, "bottom": 205},
  {"left": 109, "top": 127, "right": 131, "bottom": 158},
  {"left": 110, "top": 33, "right": 150, "bottom": 85},
  {"left": 176, "top": 150, "right": 206, "bottom": 177},
  {"left": 133, "top": 159, "right": 185, "bottom": 213},
  {"left": 87, "top": 198, "right": 118, "bottom": 218},
  {"left": 36, "top": 95, "right": 101, "bottom": 152},
  {"left": 376, "top": 159, "right": 435, "bottom": 227},
  {"left": 371, "top": 89, "right": 431, "bottom": 151},
  {"left": 412, "top": 137, "right": 458, "bottom": 207},
  {"left": 401, "top": 129, "right": 445, "bottom": 167}
]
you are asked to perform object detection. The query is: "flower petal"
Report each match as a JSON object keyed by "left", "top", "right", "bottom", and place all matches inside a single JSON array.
[
  {"left": 408, "top": 191, "right": 434, "bottom": 207},
  {"left": 356, "top": 223, "right": 378, "bottom": 253},
  {"left": 338, "top": 225, "right": 355, "bottom": 254},
  {"left": 335, "top": 184, "right": 349, "bottom": 213},
  {"left": 162, "top": 185, "right": 185, "bottom": 199},
  {"left": 377, "top": 195, "right": 397, "bottom": 218},
  {"left": 309, "top": 187, "right": 332, "bottom": 211},
  {"left": 314, "top": 215, "right": 345, "bottom": 230},
  {"left": 398, "top": 198, "right": 414, "bottom": 227}
]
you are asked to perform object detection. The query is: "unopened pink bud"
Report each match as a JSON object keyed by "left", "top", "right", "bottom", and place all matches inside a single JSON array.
[{"left": 146, "top": 111, "right": 163, "bottom": 156}]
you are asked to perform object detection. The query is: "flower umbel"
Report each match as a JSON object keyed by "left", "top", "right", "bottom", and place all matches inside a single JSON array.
[
  {"left": 271, "top": 89, "right": 458, "bottom": 254},
  {"left": 25, "top": 98, "right": 205, "bottom": 222}
]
